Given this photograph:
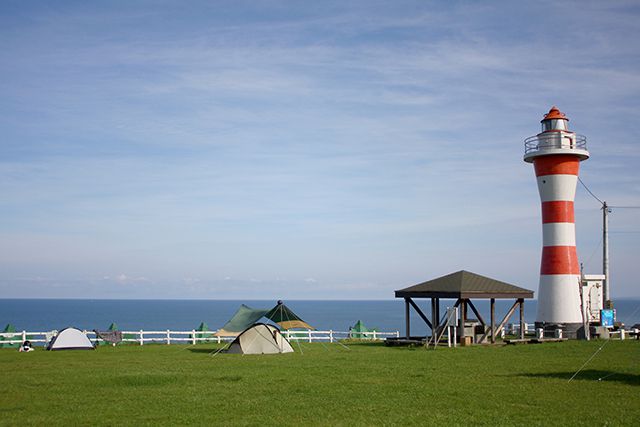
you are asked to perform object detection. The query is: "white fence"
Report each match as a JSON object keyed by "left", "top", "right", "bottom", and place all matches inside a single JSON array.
[
  {"left": 0, "top": 329, "right": 400, "bottom": 347},
  {"left": 283, "top": 329, "right": 399, "bottom": 343}
]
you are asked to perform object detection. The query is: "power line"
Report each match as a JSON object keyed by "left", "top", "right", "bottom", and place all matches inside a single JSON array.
[
  {"left": 578, "top": 178, "right": 640, "bottom": 210},
  {"left": 577, "top": 177, "right": 604, "bottom": 205}
]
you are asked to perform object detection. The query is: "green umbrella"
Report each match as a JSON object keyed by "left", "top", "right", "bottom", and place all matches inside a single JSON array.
[
  {"left": 192, "top": 322, "right": 214, "bottom": 343},
  {"left": 1, "top": 324, "right": 22, "bottom": 348},
  {"left": 350, "top": 320, "right": 377, "bottom": 339}
]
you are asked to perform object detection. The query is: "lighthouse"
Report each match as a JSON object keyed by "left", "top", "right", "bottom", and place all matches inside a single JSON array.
[{"left": 524, "top": 106, "right": 589, "bottom": 337}]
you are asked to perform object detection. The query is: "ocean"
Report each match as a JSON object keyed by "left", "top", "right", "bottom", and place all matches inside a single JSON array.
[{"left": 1, "top": 299, "right": 639, "bottom": 333}]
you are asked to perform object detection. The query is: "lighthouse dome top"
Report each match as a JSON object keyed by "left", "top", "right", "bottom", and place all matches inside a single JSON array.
[
  {"left": 541, "top": 106, "right": 569, "bottom": 132},
  {"left": 541, "top": 106, "right": 568, "bottom": 122}
]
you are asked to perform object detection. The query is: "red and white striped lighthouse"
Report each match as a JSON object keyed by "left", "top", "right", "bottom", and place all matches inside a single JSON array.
[{"left": 524, "top": 107, "right": 589, "bottom": 337}]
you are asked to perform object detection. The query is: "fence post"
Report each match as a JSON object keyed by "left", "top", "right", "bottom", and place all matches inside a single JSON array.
[
  {"left": 139, "top": 330, "right": 144, "bottom": 346},
  {"left": 192, "top": 330, "right": 196, "bottom": 345},
  {"left": 166, "top": 330, "right": 170, "bottom": 345},
  {"left": 308, "top": 329, "right": 312, "bottom": 343},
  {"left": 329, "top": 330, "right": 333, "bottom": 343},
  {"left": 396, "top": 331, "right": 400, "bottom": 338},
  {"left": 454, "top": 324, "right": 458, "bottom": 348},
  {"left": 373, "top": 330, "right": 377, "bottom": 340},
  {"left": 218, "top": 336, "right": 221, "bottom": 344},
  {"left": 22, "top": 330, "right": 26, "bottom": 343}
]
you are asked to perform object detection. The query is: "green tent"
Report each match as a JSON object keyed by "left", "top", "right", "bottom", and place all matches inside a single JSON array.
[
  {"left": 265, "top": 302, "right": 314, "bottom": 330},
  {"left": 191, "top": 322, "right": 215, "bottom": 343},
  {"left": 350, "top": 320, "right": 377, "bottom": 339},
  {"left": 0, "top": 324, "right": 20, "bottom": 348},
  {"left": 215, "top": 305, "right": 270, "bottom": 336},
  {"left": 215, "top": 302, "right": 314, "bottom": 336}
]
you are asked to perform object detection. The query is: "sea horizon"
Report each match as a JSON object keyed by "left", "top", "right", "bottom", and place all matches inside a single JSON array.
[{"left": 2, "top": 298, "right": 639, "bottom": 334}]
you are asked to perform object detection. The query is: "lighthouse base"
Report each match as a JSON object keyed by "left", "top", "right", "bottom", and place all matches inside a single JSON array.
[{"left": 534, "top": 322, "right": 587, "bottom": 339}]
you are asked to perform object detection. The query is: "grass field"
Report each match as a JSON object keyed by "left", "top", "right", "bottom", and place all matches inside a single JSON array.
[{"left": 0, "top": 340, "right": 638, "bottom": 426}]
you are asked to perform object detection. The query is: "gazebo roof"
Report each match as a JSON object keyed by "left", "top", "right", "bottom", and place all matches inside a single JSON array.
[{"left": 395, "top": 270, "right": 534, "bottom": 299}]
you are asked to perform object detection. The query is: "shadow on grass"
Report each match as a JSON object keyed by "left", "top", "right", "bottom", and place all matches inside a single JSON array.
[
  {"left": 338, "top": 340, "right": 386, "bottom": 347},
  {"left": 187, "top": 348, "right": 223, "bottom": 354},
  {"left": 184, "top": 341, "right": 384, "bottom": 353},
  {"left": 517, "top": 369, "right": 640, "bottom": 386}
]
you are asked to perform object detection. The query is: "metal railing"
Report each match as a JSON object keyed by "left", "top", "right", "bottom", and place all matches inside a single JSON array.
[{"left": 524, "top": 133, "right": 587, "bottom": 155}]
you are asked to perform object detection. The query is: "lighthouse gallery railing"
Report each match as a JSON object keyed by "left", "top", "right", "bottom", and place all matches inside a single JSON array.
[{"left": 524, "top": 133, "right": 587, "bottom": 155}]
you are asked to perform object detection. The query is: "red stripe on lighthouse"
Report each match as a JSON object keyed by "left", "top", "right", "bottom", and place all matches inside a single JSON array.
[
  {"left": 540, "top": 246, "right": 580, "bottom": 275},
  {"left": 541, "top": 201, "right": 575, "bottom": 223},
  {"left": 534, "top": 155, "right": 580, "bottom": 177}
]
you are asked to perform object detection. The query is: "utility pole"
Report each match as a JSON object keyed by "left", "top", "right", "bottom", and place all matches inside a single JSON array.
[{"left": 602, "top": 201, "right": 611, "bottom": 308}]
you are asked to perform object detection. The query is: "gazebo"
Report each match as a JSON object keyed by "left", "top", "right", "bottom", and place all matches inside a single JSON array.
[{"left": 394, "top": 270, "right": 534, "bottom": 344}]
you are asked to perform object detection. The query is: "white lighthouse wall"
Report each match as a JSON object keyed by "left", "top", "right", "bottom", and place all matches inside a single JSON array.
[
  {"left": 536, "top": 174, "right": 577, "bottom": 202},
  {"left": 536, "top": 274, "right": 583, "bottom": 323},
  {"left": 542, "top": 223, "right": 576, "bottom": 246}
]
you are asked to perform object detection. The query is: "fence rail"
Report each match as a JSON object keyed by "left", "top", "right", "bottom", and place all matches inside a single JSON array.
[{"left": 0, "top": 329, "right": 400, "bottom": 347}]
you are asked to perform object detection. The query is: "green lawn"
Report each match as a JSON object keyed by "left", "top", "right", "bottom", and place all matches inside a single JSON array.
[{"left": 0, "top": 340, "right": 638, "bottom": 426}]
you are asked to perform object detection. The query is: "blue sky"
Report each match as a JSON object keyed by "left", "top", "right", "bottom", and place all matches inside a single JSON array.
[{"left": 1, "top": 1, "right": 639, "bottom": 299}]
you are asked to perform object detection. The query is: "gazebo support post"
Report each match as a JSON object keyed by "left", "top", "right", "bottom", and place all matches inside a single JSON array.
[
  {"left": 459, "top": 299, "right": 466, "bottom": 343},
  {"left": 519, "top": 299, "right": 525, "bottom": 340},
  {"left": 405, "top": 297, "right": 411, "bottom": 339},
  {"left": 430, "top": 298, "right": 437, "bottom": 337},
  {"left": 490, "top": 298, "right": 496, "bottom": 344}
]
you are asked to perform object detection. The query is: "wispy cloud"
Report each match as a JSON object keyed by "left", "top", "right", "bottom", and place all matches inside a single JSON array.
[{"left": 1, "top": 1, "right": 638, "bottom": 298}]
